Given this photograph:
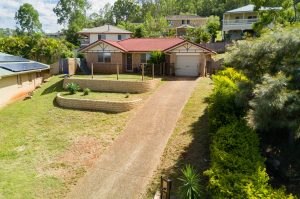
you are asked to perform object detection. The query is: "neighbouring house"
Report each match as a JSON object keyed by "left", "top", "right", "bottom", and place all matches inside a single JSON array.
[
  {"left": 78, "top": 38, "right": 216, "bottom": 77},
  {"left": 78, "top": 25, "right": 132, "bottom": 47},
  {"left": 166, "top": 15, "right": 208, "bottom": 36},
  {"left": 222, "top": 4, "right": 282, "bottom": 40},
  {"left": 0, "top": 53, "right": 50, "bottom": 108}
]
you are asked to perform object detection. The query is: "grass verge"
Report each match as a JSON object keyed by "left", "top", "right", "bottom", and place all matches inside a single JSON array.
[
  {"left": 61, "top": 91, "right": 146, "bottom": 101},
  {"left": 144, "top": 77, "right": 213, "bottom": 198}
]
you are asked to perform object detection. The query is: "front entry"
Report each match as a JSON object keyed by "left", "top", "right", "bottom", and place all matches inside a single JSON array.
[{"left": 126, "top": 53, "right": 133, "bottom": 71}]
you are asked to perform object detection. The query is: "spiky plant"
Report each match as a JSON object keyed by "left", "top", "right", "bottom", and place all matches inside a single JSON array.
[{"left": 178, "top": 164, "right": 201, "bottom": 199}]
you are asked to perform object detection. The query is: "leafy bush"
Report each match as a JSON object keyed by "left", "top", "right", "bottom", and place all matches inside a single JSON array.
[
  {"left": 204, "top": 121, "right": 294, "bottom": 199},
  {"left": 83, "top": 88, "right": 91, "bottom": 96},
  {"left": 66, "top": 83, "right": 80, "bottom": 94},
  {"left": 208, "top": 68, "right": 248, "bottom": 133},
  {"left": 178, "top": 164, "right": 201, "bottom": 199},
  {"left": 0, "top": 34, "right": 75, "bottom": 64}
]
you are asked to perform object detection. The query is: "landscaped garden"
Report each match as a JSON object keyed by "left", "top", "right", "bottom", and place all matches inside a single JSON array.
[
  {"left": 60, "top": 91, "right": 145, "bottom": 101},
  {"left": 0, "top": 75, "right": 154, "bottom": 198}
]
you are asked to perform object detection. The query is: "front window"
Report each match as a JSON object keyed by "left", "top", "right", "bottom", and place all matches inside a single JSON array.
[
  {"left": 98, "top": 52, "right": 111, "bottom": 63},
  {"left": 187, "top": 20, "right": 190, "bottom": 24},
  {"left": 140, "top": 53, "right": 151, "bottom": 64},
  {"left": 182, "top": 20, "right": 185, "bottom": 24},
  {"left": 118, "top": 34, "right": 122, "bottom": 40},
  {"left": 98, "top": 34, "right": 106, "bottom": 40}
]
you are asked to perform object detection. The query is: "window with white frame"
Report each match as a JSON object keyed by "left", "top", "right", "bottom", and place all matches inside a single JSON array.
[
  {"left": 140, "top": 53, "right": 151, "bottom": 64},
  {"left": 98, "top": 34, "right": 106, "bottom": 40},
  {"left": 98, "top": 52, "right": 111, "bottom": 63}
]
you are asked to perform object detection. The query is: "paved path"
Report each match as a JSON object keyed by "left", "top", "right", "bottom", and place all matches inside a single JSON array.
[{"left": 67, "top": 78, "right": 198, "bottom": 199}]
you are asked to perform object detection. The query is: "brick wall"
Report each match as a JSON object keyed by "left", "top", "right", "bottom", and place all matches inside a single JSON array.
[
  {"left": 86, "top": 52, "right": 124, "bottom": 73},
  {"left": 56, "top": 93, "right": 142, "bottom": 113},
  {"left": 64, "top": 78, "right": 159, "bottom": 93},
  {"left": 169, "top": 18, "right": 208, "bottom": 28}
]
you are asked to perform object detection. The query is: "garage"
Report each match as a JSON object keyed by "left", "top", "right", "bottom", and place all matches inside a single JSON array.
[{"left": 175, "top": 54, "right": 199, "bottom": 76}]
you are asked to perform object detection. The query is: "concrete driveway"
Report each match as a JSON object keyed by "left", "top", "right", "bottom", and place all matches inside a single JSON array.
[{"left": 67, "top": 77, "right": 198, "bottom": 199}]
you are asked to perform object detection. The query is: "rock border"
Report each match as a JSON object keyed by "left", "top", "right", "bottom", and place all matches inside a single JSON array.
[
  {"left": 63, "top": 77, "right": 159, "bottom": 93},
  {"left": 56, "top": 93, "right": 142, "bottom": 113}
]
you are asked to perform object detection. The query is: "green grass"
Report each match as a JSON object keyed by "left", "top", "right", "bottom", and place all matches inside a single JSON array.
[
  {"left": 0, "top": 75, "right": 141, "bottom": 198},
  {"left": 72, "top": 73, "right": 155, "bottom": 81},
  {"left": 61, "top": 91, "right": 145, "bottom": 101},
  {"left": 144, "top": 78, "right": 213, "bottom": 198}
]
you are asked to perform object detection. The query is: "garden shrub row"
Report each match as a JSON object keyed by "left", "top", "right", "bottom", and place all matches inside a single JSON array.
[{"left": 205, "top": 68, "right": 294, "bottom": 198}]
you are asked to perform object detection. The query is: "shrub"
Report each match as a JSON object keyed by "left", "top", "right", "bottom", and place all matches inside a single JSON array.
[
  {"left": 66, "top": 83, "right": 80, "bottom": 94},
  {"left": 204, "top": 120, "right": 294, "bottom": 199},
  {"left": 178, "top": 164, "right": 201, "bottom": 199},
  {"left": 208, "top": 68, "right": 248, "bottom": 133},
  {"left": 83, "top": 88, "right": 91, "bottom": 96}
]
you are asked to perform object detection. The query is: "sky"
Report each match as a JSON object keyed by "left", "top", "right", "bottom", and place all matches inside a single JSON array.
[{"left": 0, "top": 0, "right": 116, "bottom": 33}]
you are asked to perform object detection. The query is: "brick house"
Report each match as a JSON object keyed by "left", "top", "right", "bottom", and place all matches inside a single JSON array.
[
  {"left": 78, "top": 38, "right": 216, "bottom": 77},
  {"left": 166, "top": 15, "right": 208, "bottom": 36}
]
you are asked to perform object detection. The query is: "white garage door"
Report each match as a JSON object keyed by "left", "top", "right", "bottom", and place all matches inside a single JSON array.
[{"left": 175, "top": 55, "right": 199, "bottom": 76}]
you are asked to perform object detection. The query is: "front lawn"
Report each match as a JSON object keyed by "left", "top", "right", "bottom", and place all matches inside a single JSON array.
[
  {"left": 0, "top": 75, "right": 142, "bottom": 198},
  {"left": 72, "top": 73, "right": 155, "bottom": 81},
  {"left": 144, "top": 77, "right": 213, "bottom": 198}
]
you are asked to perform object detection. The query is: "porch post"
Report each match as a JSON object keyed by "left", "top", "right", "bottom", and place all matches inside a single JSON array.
[
  {"left": 91, "top": 62, "right": 94, "bottom": 79},
  {"left": 141, "top": 64, "right": 144, "bottom": 82},
  {"left": 152, "top": 63, "right": 154, "bottom": 79},
  {"left": 116, "top": 63, "right": 119, "bottom": 80}
]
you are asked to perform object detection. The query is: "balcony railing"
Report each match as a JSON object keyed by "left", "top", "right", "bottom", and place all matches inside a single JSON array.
[{"left": 222, "top": 18, "right": 258, "bottom": 31}]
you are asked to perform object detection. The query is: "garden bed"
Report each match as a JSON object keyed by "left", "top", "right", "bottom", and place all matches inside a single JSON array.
[{"left": 56, "top": 92, "right": 142, "bottom": 113}]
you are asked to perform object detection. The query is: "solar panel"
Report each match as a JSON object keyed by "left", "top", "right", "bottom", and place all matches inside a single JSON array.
[
  {"left": 0, "top": 55, "right": 30, "bottom": 62},
  {"left": 0, "top": 62, "right": 49, "bottom": 72}
]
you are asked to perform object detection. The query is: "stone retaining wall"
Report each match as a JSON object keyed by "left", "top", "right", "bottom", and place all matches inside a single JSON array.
[
  {"left": 63, "top": 78, "right": 159, "bottom": 93},
  {"left": 56, "top": 93, "right": 142, "bottom": 113}
]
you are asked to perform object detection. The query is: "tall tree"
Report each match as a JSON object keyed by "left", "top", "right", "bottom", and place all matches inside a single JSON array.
[
  {"left": 112, "top": 0, "right": 142, "bottom": 24},
  {"left": 15, "top": 3, "right": 42, "bottom": 34},
  {"left": 206, "top": 15, "right": 220, "bottom": 42},
  {"left": 53, "top": 0, "right": 90, "bottom": 45}
]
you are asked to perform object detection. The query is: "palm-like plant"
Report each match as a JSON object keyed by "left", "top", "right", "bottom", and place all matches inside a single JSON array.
[{"left": 178, "top": 164, "right": 201, "bottom": 199}]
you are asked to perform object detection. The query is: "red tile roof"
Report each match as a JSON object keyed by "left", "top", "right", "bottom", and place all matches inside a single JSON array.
[
  {"left": 79, "top": 38, "right": 215, "bottom": 54},
  {"left": 118, "top": 38, "right": 185, "bottom": 52}
]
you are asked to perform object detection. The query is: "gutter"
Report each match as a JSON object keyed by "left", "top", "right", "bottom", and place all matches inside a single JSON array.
[{"left": 0, "top": 68, "right": 49, "bottom": 79}]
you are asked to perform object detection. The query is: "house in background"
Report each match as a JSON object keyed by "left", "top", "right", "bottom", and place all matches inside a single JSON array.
[
  {"left": 222, "top": 4, "right": 282, "bottom": 40},
  {"left": 166, "top": 15, "right": 208, "bottom": 36},
  {"left": 79, "top": 38, "right": 215, "bottom": 77},
  {"left": 78, "top": 25, "right": 132, "bottom": 47},
  {"left": 0, "top": 53, "right": 50, "bottom": 108}
]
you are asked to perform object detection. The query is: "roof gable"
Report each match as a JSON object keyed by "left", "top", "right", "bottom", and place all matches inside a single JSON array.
[{"left": 164, "top": 41, "right": 215, "bottom": 54}]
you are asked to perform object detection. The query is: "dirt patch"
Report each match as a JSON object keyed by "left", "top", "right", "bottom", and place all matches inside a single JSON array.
[{"left": 39, "top": 136, "right": 104, "bottom": 186}]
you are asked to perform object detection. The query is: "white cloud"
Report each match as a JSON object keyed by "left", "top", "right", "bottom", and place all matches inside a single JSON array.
[{"left": 0, "top": 0, "right": 116, "bottom": 33}]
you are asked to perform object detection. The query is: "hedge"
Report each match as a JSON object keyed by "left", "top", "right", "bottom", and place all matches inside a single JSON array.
[{"left": 205, "top": 68, "right": 295, "bottom": 198}]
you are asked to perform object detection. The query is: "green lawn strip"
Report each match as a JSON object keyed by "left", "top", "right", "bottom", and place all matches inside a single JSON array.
[
  {"left": 72, "top": 73, "right": 155, "bottom": 81},
  {"left": 61, "top": 91, "right": 145, "bottom": 101},
  {"left": 144, "top": 78, "right": 213, "bottom": 198},
  {"left": 0, "top": 75, "right": 142, "bottom": 198}
]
